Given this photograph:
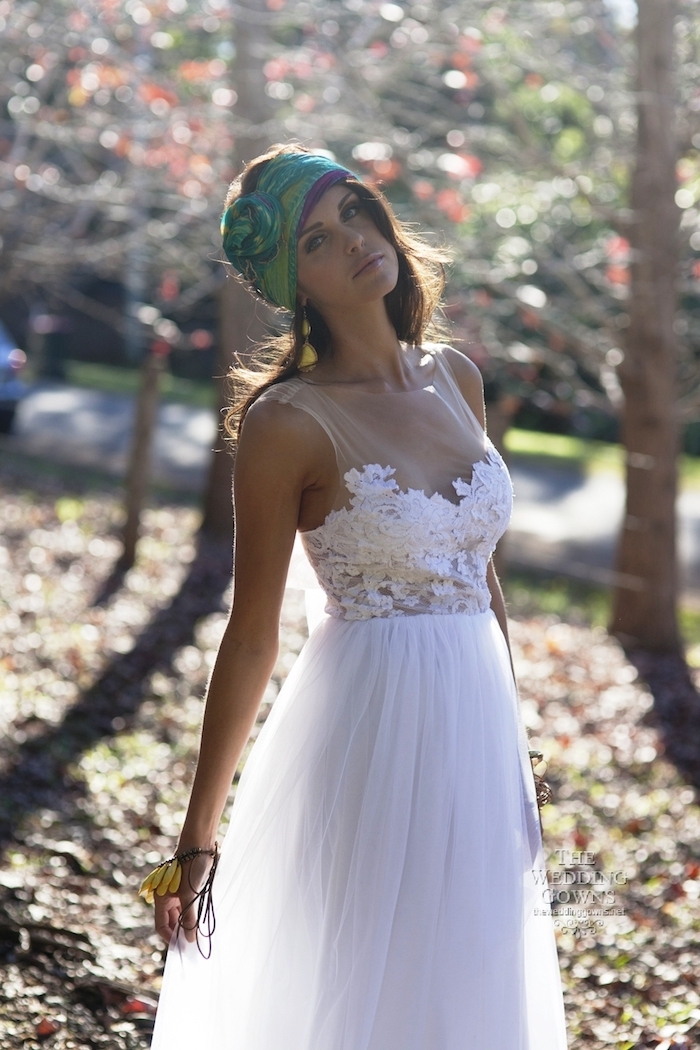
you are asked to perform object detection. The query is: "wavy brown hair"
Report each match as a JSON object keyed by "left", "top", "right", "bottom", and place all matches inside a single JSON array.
[{"left": 222, "top": 143, "right": 451, "bottom": 449}]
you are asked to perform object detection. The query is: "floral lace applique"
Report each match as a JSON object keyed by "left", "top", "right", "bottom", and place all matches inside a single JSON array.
[{"left": 301, "top": 440, "right": 514, "bottom": 620}]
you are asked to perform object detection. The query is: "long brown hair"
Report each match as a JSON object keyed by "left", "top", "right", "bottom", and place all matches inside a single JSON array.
[{"left": 222, "top": 143, "right": 451, "bottom": 449}]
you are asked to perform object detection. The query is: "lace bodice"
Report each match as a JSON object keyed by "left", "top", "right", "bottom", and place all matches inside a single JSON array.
[{"left": 258, "top": 345, "right": 514, "bottom": 620}]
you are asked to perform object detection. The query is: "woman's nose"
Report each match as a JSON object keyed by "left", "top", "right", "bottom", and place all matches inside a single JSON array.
[{"left": 343, "top": 226, "right": 364, "bottom": 251}]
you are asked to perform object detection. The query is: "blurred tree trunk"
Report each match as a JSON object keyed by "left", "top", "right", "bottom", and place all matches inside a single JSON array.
[
  {"left": 200, "top": 5, "right": 274, "bottom": 541},
  {"left": 119, "top": 24, "right": 155, "bottom": 566},
  {"left": 121, "top": 348, "right": 166, "bottom": 569},
  {"left": 609, "top": 0, "right": 682, "bottom": 653}
]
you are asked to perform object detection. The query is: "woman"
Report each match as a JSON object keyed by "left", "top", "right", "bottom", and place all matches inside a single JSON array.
[{"left": 147, "top": 143, "right": 569, "bottom": 1049}]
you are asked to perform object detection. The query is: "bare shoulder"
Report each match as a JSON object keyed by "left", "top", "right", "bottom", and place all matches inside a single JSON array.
[
  {"left": 436, "top": 345, "right": 486, "bottom": 429},
  {"left": 241, "top": 394, "right": 316, "bottom": 449},
  {"left": 439, "top": 345, "right": 484, "bottom": 394},
  {"left": 236, "top": 391, "right": 330, "bottom": 491}
]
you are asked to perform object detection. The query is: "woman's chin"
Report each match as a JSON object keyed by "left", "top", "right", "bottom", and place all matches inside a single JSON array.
[{"left": 357, "top": 272, "right": 399, "bottom": 304}]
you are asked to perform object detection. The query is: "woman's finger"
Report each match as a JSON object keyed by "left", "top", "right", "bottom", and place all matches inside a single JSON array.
[
  {"left": 154, "top": 894, "right": 182, "bottom": 947},
  {"left": 178, "top": 898, "right": 200, "bottom": 943}
]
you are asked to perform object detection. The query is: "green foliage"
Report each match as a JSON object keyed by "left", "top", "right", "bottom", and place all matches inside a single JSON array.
[
  {"left": 553, "top": 126, "right": 587, "bottom": 162},
  {"left": 503, "top": 80, "right": 594, "bottom": 135}
]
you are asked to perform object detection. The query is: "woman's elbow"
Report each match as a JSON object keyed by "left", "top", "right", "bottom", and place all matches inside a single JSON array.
[{"left": 222, "top": 604, "right": 281, "bottom": 661}]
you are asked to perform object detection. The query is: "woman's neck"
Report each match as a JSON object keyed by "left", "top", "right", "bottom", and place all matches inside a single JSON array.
[{"left": 314, "top": 301, "right": 413, "bottom": 385}]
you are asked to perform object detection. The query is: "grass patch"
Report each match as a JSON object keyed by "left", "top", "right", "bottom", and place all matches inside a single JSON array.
[
  {"left": 503, "top": 568, "right": 611, "bottom": 629},
  {"left": 503, "top": 566, "right": 700, "bottom": 647},
  {"left": 64, "top": 361, "right": 217, "bottom": 408},
  {"left": 680, "top": 455, "right": 700, "bottom": 489},
  {"left": 504, "top": 428, "right": 622, "bottom": 474},
  {"left": 505, "top": 428, "right": 700, "bottom": 489},
  {"left": 680, "top": 606, "right": 700, "bottom": 664}
]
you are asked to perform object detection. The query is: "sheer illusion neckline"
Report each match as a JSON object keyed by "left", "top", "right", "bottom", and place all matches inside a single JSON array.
[
  {"left": 296, "top": 347, "right": 438, "bottom": 395},
  {"left": 299, "top": 439, "right": 500, "bottom": 537}
]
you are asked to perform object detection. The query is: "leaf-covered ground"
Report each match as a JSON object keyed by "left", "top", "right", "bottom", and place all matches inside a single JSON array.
[{"left": 0, "top": 448, "right": 698, "bottom": 1050}]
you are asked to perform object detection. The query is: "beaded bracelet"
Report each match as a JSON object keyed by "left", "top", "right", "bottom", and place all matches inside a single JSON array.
[{"left": 138, "top": 843, "right": 220, "bottom": 957}]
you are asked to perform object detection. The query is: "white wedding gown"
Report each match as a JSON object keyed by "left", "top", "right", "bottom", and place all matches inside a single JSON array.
[{"left": 151, "top": 344, "right": 569, "bottom": 1050}]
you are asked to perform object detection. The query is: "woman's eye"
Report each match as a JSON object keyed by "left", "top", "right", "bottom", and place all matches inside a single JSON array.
[{"left": 304, "top": 203, "right": 362, "bottom": 252}]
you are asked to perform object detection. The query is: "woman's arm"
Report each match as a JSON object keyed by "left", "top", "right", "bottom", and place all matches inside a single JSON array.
[{"left": 154, "top": 397, "right": 325, "bottom": 945}]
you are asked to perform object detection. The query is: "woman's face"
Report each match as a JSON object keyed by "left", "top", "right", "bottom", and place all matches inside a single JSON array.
[{"left": 296, "top": 183, "right": 399, "bottom": 313}]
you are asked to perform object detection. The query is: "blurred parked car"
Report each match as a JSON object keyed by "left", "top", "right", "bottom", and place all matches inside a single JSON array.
[{"left": 0, "top": 321, "right": 28, "bottom": 433}]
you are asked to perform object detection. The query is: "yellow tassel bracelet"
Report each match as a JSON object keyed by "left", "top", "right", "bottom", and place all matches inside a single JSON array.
[
  {"left": 138, "top": 844, "right": 220, "bottom": 956},
  {"left": 138, "top": 844, "right": 219, "bottom": 905}
]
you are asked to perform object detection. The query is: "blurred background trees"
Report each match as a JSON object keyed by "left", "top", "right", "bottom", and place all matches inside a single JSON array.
[
  {"left": 7, "top": 0, "right": 700, "bottom": 428},
  {"left": 0, "top": 0, "right": 236, "bottom": 372},
  {"left": 2, "top": 0, "right": 700, "bottom": 649}
]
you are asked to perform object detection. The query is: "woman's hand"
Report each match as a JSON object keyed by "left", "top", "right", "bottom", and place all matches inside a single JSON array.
[{"left": 153, "top": 852, "right": 216, "bottom": 947}]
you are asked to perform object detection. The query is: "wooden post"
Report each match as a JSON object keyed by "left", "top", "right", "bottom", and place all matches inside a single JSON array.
[
  {"left": 609, "top": 0, "right": 682, "bottom": 653},
  {"left": 120, "top": 344, "right": 167, "bottom": 568}
]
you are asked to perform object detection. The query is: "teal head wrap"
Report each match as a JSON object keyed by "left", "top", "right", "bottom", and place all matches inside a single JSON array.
[{"left": 220, "top": 152, "right": 360, "bottom": 312}]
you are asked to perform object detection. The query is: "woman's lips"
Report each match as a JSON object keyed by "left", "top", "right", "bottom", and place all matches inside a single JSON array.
[{"left": 353, "top": 253, "right": 383, "bottom": 277}]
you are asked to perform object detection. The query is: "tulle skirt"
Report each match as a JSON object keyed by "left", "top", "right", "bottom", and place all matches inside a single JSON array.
[{"left": 151, "top": 608, "right": 569, "bottom": 1050}]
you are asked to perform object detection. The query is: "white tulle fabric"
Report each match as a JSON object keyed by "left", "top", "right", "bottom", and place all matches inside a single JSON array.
[{"left": 151, "top": 345, "right": 569, "bottom": 1050}]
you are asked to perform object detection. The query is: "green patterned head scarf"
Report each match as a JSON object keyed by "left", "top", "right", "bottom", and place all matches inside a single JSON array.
[{"left": 220, "top": 152, "right": 359, "bottom": 312}]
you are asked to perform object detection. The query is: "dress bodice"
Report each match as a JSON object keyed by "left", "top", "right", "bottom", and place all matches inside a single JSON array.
[{"left": 257, "top": 344, "right": 514, "bottom": 620}]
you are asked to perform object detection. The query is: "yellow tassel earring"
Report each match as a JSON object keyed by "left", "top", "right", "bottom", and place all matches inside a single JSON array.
[{"left": 298, "top": 305, "right": 318, "bottom": 373}]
